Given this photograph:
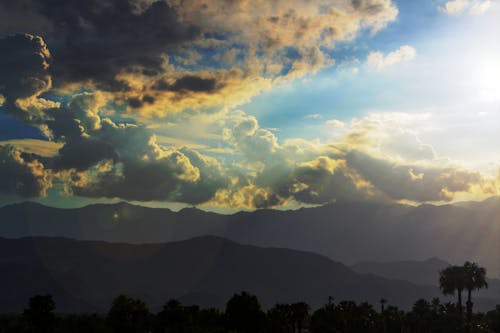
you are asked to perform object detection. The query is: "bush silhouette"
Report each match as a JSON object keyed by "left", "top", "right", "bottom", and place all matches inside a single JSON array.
[
  {"left": 107, "top": 295, "right": 150, "bottom": 333},
  {"left": 225, "top": 292, "right": 266, "bottom": 333},
  {"left": 23, "top": 294, "right": 56, "bottom": 333}
]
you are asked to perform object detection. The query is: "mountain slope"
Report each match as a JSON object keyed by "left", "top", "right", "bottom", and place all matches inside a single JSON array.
[
  {"left": 0, "top": 236, "right": 440, "bottom": 313},
  {"left": 1, "top": 198, "right": 499, "bottom": 278},
  {"left": 352, "top": 258, "right": 450, "bottom": 286},
  {"left": 351, "top": 258, "right": 500, "bottom": 301}
]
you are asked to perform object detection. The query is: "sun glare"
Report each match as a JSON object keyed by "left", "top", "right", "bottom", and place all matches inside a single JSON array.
[{"left": 475, "top": 60, "right": 500, "bottom": 102}]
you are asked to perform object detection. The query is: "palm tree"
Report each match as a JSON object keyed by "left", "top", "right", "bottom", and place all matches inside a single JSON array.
[
  {"left": 380, "top": 298, "right": 388, "bottom": 333},
  {"left": 439, "top": 265, "right": 466, "bottom": 315},
  {"left": 380, "top": 298, "right": 387, "bottom": 313},
  {"left": 463, "top": 261, "right": 488, "bottom": 333}
]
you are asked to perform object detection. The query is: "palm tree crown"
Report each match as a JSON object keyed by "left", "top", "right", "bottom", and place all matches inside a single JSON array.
[
  {"left": 439, "top": 265, "right": 466, "bottom": 295},
  {"left": 439, "top": 265, "right": 466, "bottom": 313},
  {"left": 463, "top": 261, "right": 488, "bottom": 332},
  {"left": 463, "top": 261, "right": 488, "bottom": 292}
]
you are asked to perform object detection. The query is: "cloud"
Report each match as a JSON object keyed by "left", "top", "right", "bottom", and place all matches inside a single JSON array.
[
  {"left": 152, "top": 75, "right": 218, "bottom": 93},
  {"left": 0, "top": 145, "right": 52, "bottom": 197},
  {"left": 0, "top": 2, "right": 497, "bottom": 209},
  {"left": 439, "top": 0, "right": 492, "bottom": 15},
  {"left": 441, "top": 0, "right": 471, "bottom": 14},
  {"left": 68, "top": 141, "right": 228, "bottom": 204},
  {"left": 223, "top": 112, "right": 279, "bottom": 162},
  {"left": 5, "top": 0, "right": 199, "bottom": 90},
  {"left": 0, "top": 90, "right": 495, "bottom": 208},
  {"left": 344, "top": 150, "right": 483, "bottom": 202},
  {"left": 0, "top": 34, "right": 57, "bottom": 120},
  {"left": 210, "top": 184, "right": 282, "bottom": 210},
  {"left": 326, "top": 119, "right": 346, "bottom": 128},
  {"left": 366, "top": 45, "right": 416, "bottom": 71},
  {"left": 209, "top": 110, "right": 496, "bottom": 208},
  {"left": 37, "top": 91, "right": 229, "bottom": 204},
  {"left": 40, "top": 93, "right": 229, "bottom": 203},
  {"left": 0, "top": 34, "right": 494, "bottom": 208},
  {"left": 0, "top": 139, "right": 62, "bottom": 157},
  {"left": 338, "top": 112, "right": 436, "bottom": 161},
  {"left": 286, "top": 156, "right": 373, "bottom": 204},
  {"left": 0, "top": 0, "right": 399, "bottom": 115},
  {"left": 305, "top": 114, "right": 323, "bottom": 120},
  {"left": 0, "top": 80, "right": 229, "bottom": 203}
]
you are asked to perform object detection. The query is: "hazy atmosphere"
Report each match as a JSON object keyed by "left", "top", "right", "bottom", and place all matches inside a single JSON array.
[{"left": 0, "top": 0, "right": 499, "bottom": 332}]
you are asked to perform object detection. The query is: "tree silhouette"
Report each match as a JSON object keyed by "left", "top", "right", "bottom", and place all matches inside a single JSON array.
[
  {"left": 8, "top": 290, "right": 500, "bottom": 333},
  {"left": 290, "top": 302, "right": 309, "bottom": 333},
  {"left": 23, "top": 294, "right": 56, "bottom": 333},
  {"left": 382, "top": 305, "right": 403, "bottom": 333},
  {"left": 485, "top": 305, "right": 500, "bottom": 332},
  {"left": 309, "top": 300, "right": 337, "bottom": 333},
  {"left": 409, "top": 299, "right": 432, "bottom": 333},
  {"left": 107, "top": 295, "right": 150, "bottom": 333},
  {"left": 463, "top": 261, "right": 488, "bottom": 333},
  {"left": 196, "top": 307, "right": 224, "bottom": 332},
  {"left": 225, "top": 292, "right": 266, "bottom": 333},
  {"left": 380, "top": 298, "right": 387, "bottom": 313},
  {"left": 439, "top": 265, "right": 466, "bottom": 315},
  {"left": 310, "top": 300, "right": 379, "bottom": 333},
  {"left": 156, "top": 299, "right": 199, "bottom": 333},
  {"left": 267, "top": 304, "right": 294, "bottom": 333},
  {"left": 379, "top": 299, "right": 388, "bottom": 333}
]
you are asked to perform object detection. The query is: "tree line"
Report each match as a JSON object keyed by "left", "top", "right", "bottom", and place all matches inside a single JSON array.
[{"left": 0, "top": 261, "right": 498, "bottom": 333}]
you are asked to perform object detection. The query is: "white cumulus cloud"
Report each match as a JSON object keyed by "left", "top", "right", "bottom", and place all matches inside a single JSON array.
[
  {"left": 439, "top": 0, "right": 492, "bottom": 15},
  {"left": 366, "top": 45, "right": 417, "bottom": 71}
]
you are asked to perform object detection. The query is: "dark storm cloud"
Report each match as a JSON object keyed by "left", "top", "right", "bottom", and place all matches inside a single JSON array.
[
  {"left": 152, "top": 75, "right": 218, "bottom": 93},
  {"left": 0, "top": 0, "right": 200, "bottom": 90},
  {"left": 0, "top": 0, "right": 401, "bottom": 114},
  {"left": 291, "top": 158, "right": 368, "bottom": 204},
  {"left": 73, "top": 156, "right": 197, "bottom": 201},
  {"left": 18, "top": 91, "right": 231, "bottom": 203},
  {"left": 345, "top": 150, "right": 482, "bottom": 202},
  {"left": 127, "top": 96, "right": 156, "bottom": 109},
  {"left": 0, "top": 145, "right": 52, "bottom": 197},
  {"left": 0, "top": 33, "right": 52, "bottom": 119},
  {"left": 53, "top": 138, "right": 117, "bottom": 171},
  {"left": 174, "top": 148, "right": 230, "bottom": 204},
  {"left": 65, "top": 120, "right": 229, "bottom": 203},
  {"left": 73, "top": 147, "right": 228, "bottom": 203}
]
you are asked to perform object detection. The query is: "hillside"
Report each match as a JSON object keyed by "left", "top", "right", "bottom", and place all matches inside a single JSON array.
[
  {"left": 1, "top": 198, "right": 499, "bottom": 277},
  {"left": 352, "top": 258, "right": 500, "bottom": 301},
  {"left": 0, "top": 236, "right": 441, "bottom": 313}
]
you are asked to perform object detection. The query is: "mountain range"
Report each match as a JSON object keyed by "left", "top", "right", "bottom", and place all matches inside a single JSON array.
[
  {"left": 0, "top": 236, "right": 442, "bottom": 313},
  {"left": 351, "top": 258, "right": 500, "bottom": 301},
  {"left": 1, "top": 198, "right": 499, "bottom": 277}
]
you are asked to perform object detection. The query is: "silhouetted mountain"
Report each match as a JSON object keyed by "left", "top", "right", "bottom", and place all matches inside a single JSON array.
[
  {"left": 1, "top": 198, "right": 499, "bottom": 277},
  {"left": 352, "top": 258, "right": 450, "bottom": 286},
  {"left": 0, "top": 236, "right": 441, "bottom": 313},
  {"left": 352, "top": 258, "right": 500, "bottom": 301}
]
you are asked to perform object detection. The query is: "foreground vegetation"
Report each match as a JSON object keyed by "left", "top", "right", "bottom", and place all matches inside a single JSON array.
[
  {"left": 0, "top": 262, "right": 496, "bottom": 333},
  {"left": 3, "top": 293, "right": 500, "bottom": 333}
]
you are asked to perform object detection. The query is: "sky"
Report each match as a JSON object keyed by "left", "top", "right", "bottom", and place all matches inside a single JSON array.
[{"left": 0, "top": 0, "right": 499, "bottom": 212}]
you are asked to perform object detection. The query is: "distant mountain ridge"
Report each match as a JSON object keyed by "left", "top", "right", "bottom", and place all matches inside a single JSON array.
[
  {"left": 352, "top": 258, "right": 450, "bottom": 286},
  {"left": 0, "top": 236, "right": 443, "bottom": 313},
  {"left": 351, "top": 258, "right": 500, "bottom": 301},
  {"left": 1, "top": 198, "right": 499, "bottom": 277}
]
